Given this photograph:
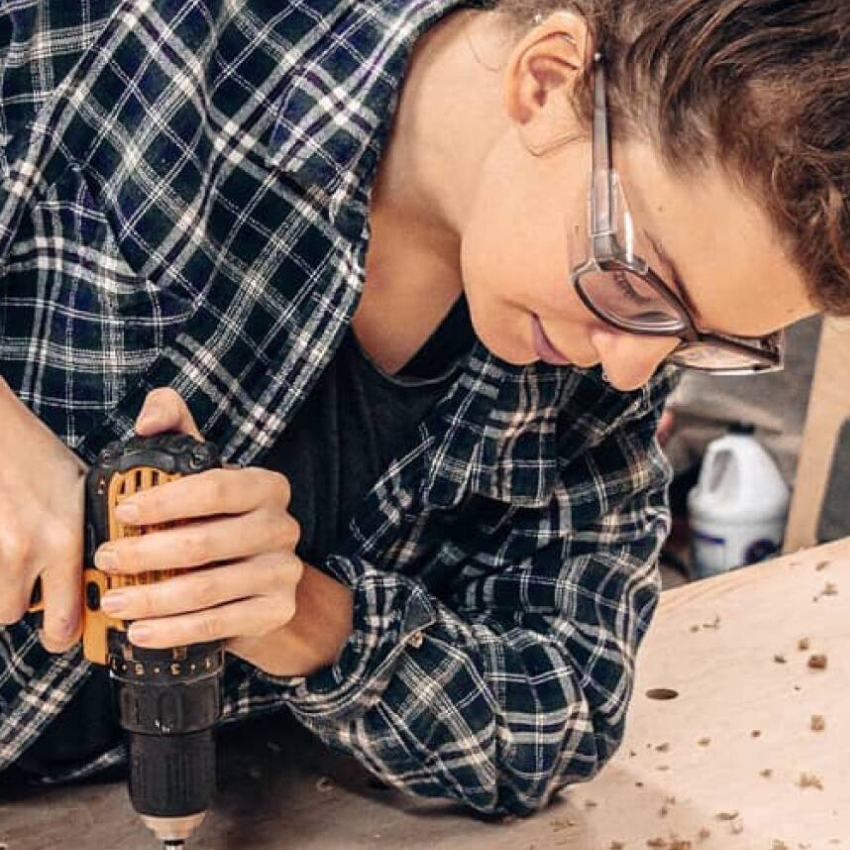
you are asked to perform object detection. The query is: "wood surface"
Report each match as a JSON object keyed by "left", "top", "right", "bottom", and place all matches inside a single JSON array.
[
  {"left": 1, "top": 538, "right": 848, "bottom": 850},
  {"left": 784, "top": 318, "right": 850, "bottom": 551}
]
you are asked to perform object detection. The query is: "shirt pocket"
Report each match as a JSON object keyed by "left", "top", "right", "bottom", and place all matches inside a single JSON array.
[{"left": 1, "top": 161, "right": 193, "bottom": 439}]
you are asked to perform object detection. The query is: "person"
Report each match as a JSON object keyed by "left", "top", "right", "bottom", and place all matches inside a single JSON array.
[{"left": 0, "top": 0, "right": 845, "bottom": 817}]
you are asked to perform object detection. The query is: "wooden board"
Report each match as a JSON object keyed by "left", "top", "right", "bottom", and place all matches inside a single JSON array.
[
  {"left": 2, "top": 538, "right": 849, "bottom": 850},
  {"left": 784, "top": 318, "right": 850, "bottom": 551}
]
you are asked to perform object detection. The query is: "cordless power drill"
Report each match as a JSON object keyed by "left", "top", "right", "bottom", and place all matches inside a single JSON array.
[{"left": 30, "top": 433, "right": 224, "bottom": 849}]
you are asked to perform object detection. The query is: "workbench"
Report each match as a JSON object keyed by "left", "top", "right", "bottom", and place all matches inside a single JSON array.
[{"left": 2, "top": 538, "right": 847, "bottom": 850}]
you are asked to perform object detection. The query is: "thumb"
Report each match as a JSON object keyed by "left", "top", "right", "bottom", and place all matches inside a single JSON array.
[{"left": 135, "top": 388, "right": 204, "bottom": 441}]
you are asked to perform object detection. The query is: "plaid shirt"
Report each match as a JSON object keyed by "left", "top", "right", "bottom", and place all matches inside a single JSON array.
[{"left": 0, "top": 0, "right": 676, "bottom": 815}]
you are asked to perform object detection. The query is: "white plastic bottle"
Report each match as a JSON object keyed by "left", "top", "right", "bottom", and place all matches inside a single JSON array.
[{"left": 687, "top": 422, "right": 790, "bottom": 579}]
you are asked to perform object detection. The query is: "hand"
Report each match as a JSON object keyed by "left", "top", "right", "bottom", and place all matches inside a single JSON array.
[
  {"left": 96, "top": 389, "right": 305, "bottom": 669},
  {"left": 0, "top": 378, "right": 87, "bottom": 653}
]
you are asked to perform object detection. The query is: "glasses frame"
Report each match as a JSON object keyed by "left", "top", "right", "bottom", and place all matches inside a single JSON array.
[{"left": 570, "top": 57, "right": 785, "bottom": 375}]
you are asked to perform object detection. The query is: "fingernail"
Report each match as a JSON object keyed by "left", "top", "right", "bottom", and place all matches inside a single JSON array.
[
  {"left": 128, "top": 624, "right": 152, "bottom": 644},
  {"left": 101, "top": 592, "right": 128, "bottom": 614},
  {"left": 115, "top": 502, "right": 140, "bottom": 523},
  {"left": 95, "top": 547, "right": 119, "bottom": 571}
]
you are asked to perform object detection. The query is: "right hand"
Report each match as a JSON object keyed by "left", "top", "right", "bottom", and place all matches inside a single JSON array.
[{"left": 0, "top": 378, "right": 87, "bottom": 652}]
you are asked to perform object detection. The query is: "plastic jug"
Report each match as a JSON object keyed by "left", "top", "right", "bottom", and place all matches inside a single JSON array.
[{"left": 687, "top": 422, "right": 790, "bottom": 579}]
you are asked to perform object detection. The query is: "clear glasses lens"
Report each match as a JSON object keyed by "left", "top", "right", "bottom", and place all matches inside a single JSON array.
[
  {"left": 576, "top": 267, "right": 688, "bottom": 333},
  {"left": 669, "top": 342, "right": 778, "bottom": 373}
]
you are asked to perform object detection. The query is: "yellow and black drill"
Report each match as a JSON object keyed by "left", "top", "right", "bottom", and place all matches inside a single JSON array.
[{"left": 31, "top": 433, "right": 224, "bottom": 849}]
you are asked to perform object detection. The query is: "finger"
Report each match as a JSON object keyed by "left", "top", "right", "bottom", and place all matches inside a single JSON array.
[
  {"left": 135, "top": 387, "right": 203, "bottom": 440},
  {"left": 95, "top": 509, "right": 300, "bottom": 574},
  {"left": 113, "top": 467, "right": 291, "bottom": 526},
  {"left": 38, "top": 537, "right": 83, "bottom": 653},
  {"left": 127, "top": 594, "right": 297, "bottom": 649},
  {"left": 100, "top": 553, "right": 303, "bottom": 621}
]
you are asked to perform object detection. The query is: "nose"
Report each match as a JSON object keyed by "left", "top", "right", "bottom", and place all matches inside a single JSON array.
[{"left": 589, "top": 328, "right": 679, "bottom": 391}]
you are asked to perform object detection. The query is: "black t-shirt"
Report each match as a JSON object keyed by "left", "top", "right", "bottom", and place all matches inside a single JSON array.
[{"left": 12, "top": 297, "right": 474, "bottom": 777}]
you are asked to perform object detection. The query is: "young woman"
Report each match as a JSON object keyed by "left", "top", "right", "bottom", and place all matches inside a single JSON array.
[{"left": 0, "top": 0, "right": 844, "bottom": 815}]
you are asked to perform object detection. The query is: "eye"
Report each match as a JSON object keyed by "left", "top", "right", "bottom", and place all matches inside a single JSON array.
[{"left": 612, "top": 269, "right": 655, "bottom": 306}]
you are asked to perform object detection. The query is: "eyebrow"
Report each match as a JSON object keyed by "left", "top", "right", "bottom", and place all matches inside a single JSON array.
[{"left": 644, "top": 232, "right": 702, "bottom": 320}]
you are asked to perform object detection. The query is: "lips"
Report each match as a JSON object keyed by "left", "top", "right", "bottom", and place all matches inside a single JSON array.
[{"left": 532, "top": 315, "right": 571, "bottom": 366}]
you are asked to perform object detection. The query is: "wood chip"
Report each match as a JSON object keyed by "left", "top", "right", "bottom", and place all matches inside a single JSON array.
[
  {"left": 798, "top": 772, "right": 824, "bottom": 790},
  {"left": 715, "top": 811, "right": 740, "bottom": 821},
  {"left": 774, "top": 654, "right": 787, "bottom": 664},
  {"left": 815, "top": 560, "right": 830, "bottom": 571},
  {"left": 808, "top": 653, "right": 828, "bottom": 669},
  {"left": 760, "top": 768, "right": 774, "bottom": 778},
  {"left": 797, "top": 637, "right": 810, "bottom": 651},
  {"left": 751, "top": 729, "right": 762, "bottom": 738},
  {"left": 655, "top": 742, "right": 671, "bottom": 752},
  {"left": 636, "top": 781, "right": 645, "bottom": 787},
  {"left": 698, "top": 737, "right": 711, "bottom": 746},
  {"left": 811, "top": 715, "right": 825, "bottom": 732}
]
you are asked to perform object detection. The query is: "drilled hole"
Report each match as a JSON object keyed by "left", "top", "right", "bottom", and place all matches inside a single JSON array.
[{"left": 646, "top": 687, "right": 679, "bottom": 701}]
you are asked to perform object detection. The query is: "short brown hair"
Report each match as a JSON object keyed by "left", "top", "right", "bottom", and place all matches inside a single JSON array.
[{"left": 498, "top": 0, "right": 850, "bottom": 316}]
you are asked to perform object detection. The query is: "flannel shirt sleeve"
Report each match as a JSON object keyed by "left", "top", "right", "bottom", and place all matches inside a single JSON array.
[{"left": 258, "top": 390, "right": 672, "bottom": 816}]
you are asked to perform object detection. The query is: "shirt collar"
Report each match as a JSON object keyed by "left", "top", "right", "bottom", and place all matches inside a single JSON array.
[{"left": 267, "top": 0, "right": 477, "bottom": 200}]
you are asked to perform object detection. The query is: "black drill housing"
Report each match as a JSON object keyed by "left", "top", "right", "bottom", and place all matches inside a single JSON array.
[{"left": 85, "top": 434, "right": 224, "bottom": 821}]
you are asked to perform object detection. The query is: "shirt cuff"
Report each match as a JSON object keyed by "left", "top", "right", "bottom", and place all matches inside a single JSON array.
[{"left": 255, "top": 554, "right": 436, "bottom": 723}]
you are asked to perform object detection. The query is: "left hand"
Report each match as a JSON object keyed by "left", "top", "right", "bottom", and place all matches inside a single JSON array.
[{"left": 96, "top": 388, "right": 305, "bottom": 669}]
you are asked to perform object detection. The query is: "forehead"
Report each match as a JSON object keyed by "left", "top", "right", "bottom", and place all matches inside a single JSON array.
[{"left": 613, "top": 140, "right": 817, "bottom": 336}]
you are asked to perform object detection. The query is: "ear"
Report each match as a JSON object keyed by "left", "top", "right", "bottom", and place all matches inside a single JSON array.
[{"left": 503, "top": 10, "right": 591, "bottom": 126}]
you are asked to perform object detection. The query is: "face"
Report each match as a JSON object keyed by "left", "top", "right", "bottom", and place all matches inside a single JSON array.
[{"left": 458, "top": 42, "right": 817, "bottom": 391}]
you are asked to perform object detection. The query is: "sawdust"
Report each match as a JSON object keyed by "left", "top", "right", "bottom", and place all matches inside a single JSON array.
[
  {"left": 715, "top": 811, "right": 739, "bottom": 821},
  {"left": 808, "top": 653, "right": 828, "bottom": 669},
  {"left": 655, "top": 742, "right": 671, "bottom": 752},
  {"left": 751, "top": 729, "right": 762, "bottom": 738},
  {"left": 811, "top": 714, "right": 825, "bottom": 731},
  {"left": 797, "top": 637, "right": 810, "bottom": 651},
  {"left": 815, "top": 560, "right": 830, "bottom": 571},
  {"left": 697, "top": 737, "right": 711, "bottom": 746},
  {"left": 610, "top": 843, "right": 625, "bottom": 850},
  {"left": 798, "top": 772, "right": 824, "bottom": 789},
  {"left": 774, "top": 653, "right": 787, "bottom": 664},
  {"left": 760, "top": 768, "right": 773, "bottom": 778}
]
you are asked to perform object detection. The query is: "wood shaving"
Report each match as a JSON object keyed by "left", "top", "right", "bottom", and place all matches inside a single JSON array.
[
  {"left": 797, "top": 637, "right": 810, "bottom": 651},
  {"left": 808, "top": 653, "right": 828, "bottom": 669},
  {"left": 811, "top": 714, "right": 825, "bottom": 731},
  {"left": 760, "top": 768, "right": 773, "bottom": 778},
  {"left": 715, "top": 811, "right": 739, "bottom": 821},
  {"left": 698, "top": 737, "right": 711, "bottom": 746},
  {"left": 702, "top": 615, "right": 721, "bottom": 630},
  {"left": 797, "top": 772, "right": 824, "bottom": 790},
  {"left": 774, "top": 654, "right": 787, "bottom": 664}
]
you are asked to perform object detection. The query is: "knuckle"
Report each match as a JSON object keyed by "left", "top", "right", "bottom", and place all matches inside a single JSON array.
[
  {"left": 198, "top": 614, "right": 221, "bottom": 642},
  {"left": 179, "top": 528, "right": 209, "bottom": 564},
  {"left": 193, "top": 574, "right": 221, "bottom": 608},
  {"left": 0, "top": 528, "right": 32, "bottom": 569},
  {"left": 268, "top": 471, "right": 291, "bottom": 506}
]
